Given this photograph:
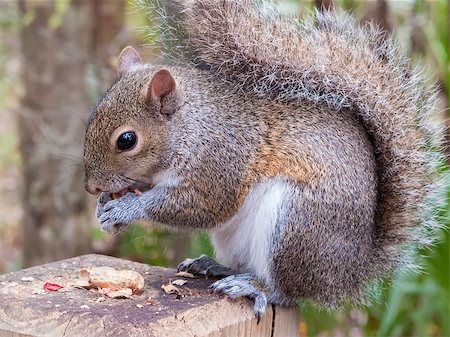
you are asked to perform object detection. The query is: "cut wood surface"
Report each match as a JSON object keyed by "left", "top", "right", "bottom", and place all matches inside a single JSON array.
[{"left": 0, "top": 254, "right": 300, "bottom": 337}]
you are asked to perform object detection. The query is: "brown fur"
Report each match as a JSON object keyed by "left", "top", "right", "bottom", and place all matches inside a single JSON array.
[{"left": 249, "top": 127, "right": 321, "bottom": 185}]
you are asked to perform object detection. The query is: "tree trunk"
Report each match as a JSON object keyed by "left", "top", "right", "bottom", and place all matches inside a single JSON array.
[
  {"left": 315, "top": 0, "right": 334, "bottom": 11},
  {"left": 361, "top": 0, "right": 393, "bottom": 34},
  {"left": 18, "top": 0, "right": 125, "bottom": 267}
]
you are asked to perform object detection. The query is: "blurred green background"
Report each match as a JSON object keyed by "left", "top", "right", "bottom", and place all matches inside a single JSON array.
[{"left": 0, "top": 0, "right": 448, "bottom": 336}]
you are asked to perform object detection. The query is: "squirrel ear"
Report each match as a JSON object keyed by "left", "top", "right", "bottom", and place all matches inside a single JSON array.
[
  {"left": 148, "top": 69, "right": 177, "bottom": 115},
  {"left": 150, "top": 69, "right": 176, "bottom": 98},
  {"left": 117, "top": 46, "right": 142, "bottom": 76}
]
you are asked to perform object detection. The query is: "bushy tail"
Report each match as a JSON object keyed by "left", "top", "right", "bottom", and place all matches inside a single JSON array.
[{"left": 145, "top": 0, "right": 445, "bottom": 277}]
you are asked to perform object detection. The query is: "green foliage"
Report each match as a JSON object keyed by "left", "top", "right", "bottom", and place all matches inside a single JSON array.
[
  {"left": 372, "top": 231, "right": 449, "bottom": 337},
  {"left": 119, "top": 224, "right": 173, "bottom": 266},
  {"left": 0, "top": 130, "right": 20, "bottom": 171},
  {"left": 114, "top": 223, "right": 214, "bottom": 268},
  {"left": 48, "top": 0, "right": 70, "bottom": 29},
  {"left": 413, "top": 0, "right": 449, "bottom": 99},
  {"left": 188, "top": 231, "right": 214, "bottom": 258},
  {"left": 0, "top": 3, "right": 20, "bottom": 170}
]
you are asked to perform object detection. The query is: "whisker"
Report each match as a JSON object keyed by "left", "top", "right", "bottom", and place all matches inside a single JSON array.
[
  {"left": 125, "top": 225, "right": 149, "bottom": 247},
  {"left": 122, "top": 175, "right": 139, "bottom": 183},
  {"left": 68, "top": 162, "right": 84, "bottom": 168},
  {"left": 74, "top": 113, "right": 89, "bottom": 128},
  {"left": 50, "top": 152, "right": 83, "bottom": 164},
  {"left": 117, "top": 176, "right": 131, "bottom": 185},
  {"left": 56, "top": 172, "right": 77, "bottom": 187}
]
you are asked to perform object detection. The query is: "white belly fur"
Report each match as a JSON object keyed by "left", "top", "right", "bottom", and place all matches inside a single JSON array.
[{"left": 211, "top": 179, "right": 290, "bottom": 284}]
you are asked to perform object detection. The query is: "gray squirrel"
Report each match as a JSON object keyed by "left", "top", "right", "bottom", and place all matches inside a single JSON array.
[{"left": 83, "top": 0, "right": 444, "bottom": 318}]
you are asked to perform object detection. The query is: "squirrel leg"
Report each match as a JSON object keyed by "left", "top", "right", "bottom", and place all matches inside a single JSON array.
[
  {"left": 177, "top": 254, "right": 239, "bottom": 278},
  {"left": 210, "top": 273, "right": 268, "bottom": 320},
  {"left": 99, "top": 184, "right": 236, "bottom": 231}
]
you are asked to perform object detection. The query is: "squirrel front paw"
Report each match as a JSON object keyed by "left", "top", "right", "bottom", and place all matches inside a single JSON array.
[
  {"left": 97, "top": 192, "right": 144, "bottom": 234},
  {"left": 210, "top": 273, "right": 268, "bottom": 321}
]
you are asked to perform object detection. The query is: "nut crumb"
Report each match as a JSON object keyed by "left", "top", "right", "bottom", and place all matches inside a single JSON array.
[
  {"left": 171, "top": 279, "right": 187, "bottom": 286},
  {"left": 161, "top": 284, "right": 181, "bottom": 295},
  {"left": 79, "top": 267, "right": 144, "bottom": 295},
  {"left": 96, "top": 297, "right": 106, "bottom": 303},
  {"left": 174, "top": 272, "right": 195, "bottom": 278}
]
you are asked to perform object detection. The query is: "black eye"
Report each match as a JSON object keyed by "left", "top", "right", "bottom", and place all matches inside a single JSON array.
[{"left": 117, "top": 131, "right": 137, "bottom": 151}]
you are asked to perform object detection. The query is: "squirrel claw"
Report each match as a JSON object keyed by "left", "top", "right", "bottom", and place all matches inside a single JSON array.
[
  {"left": 210, "top": 273, "right": 268, "bottom": 319},
  {"left": 97, "top": 192, "right": 144, "bottom": 234},
  {"left": 177, "top": 255, "right": 238, "bottom": 278}
]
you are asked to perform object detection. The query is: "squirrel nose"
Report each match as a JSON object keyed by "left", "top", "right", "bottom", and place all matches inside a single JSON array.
[{"left": 85, "top": 178, "right": 102, "bottom": 195}]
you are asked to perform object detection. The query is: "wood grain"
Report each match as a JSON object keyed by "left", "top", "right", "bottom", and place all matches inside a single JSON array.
[{"left": 0, "top": 255, "right": 299, "bottom": 337}]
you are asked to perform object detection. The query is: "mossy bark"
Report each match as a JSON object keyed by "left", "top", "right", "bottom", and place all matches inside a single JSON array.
[{"left": 18, "top": 0, "right": 126, "bottom": 267}]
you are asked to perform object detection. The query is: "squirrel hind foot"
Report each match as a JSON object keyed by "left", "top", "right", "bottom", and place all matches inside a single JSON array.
[{"left": 210, "top": 273, "right": 268, "bottom": 320}]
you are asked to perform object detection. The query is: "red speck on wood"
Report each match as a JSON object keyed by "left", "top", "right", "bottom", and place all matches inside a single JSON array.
[{"left": 43, "top": 282, "right": 64, "bottom": 291}]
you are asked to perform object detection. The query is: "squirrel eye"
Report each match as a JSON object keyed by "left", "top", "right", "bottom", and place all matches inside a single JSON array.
[{"left": 117, "top": 131, "right": 137, "bottom": 151}]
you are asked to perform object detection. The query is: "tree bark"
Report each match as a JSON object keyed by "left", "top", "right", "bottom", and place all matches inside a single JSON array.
[
  {"left": 361, "top": 0, "right": 393, "bottom": 34},
  {"left": 18, "top": 0, "right": 125, "bottom": 267},
  {"left": 314, "top": 0, "right": 334, "bottom": 11}
]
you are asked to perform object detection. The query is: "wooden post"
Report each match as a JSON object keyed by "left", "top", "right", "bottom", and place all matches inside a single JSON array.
[{"left": 0, "top": 255, "right": 300, "bottom": 337}]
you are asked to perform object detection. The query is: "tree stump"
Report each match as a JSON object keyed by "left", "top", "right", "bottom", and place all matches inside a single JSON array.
[{"left": 0, "top": 254, "right": 300, "bottom": 337}]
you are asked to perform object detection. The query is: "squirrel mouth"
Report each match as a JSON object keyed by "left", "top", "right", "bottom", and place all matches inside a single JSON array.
[{"left": 111, "top": 183, "right": 151, "bottom": 200}]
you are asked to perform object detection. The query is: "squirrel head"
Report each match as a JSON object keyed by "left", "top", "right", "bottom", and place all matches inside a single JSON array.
[{"left": 84, "top": 46, "right": 179, "bottom": 195}]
